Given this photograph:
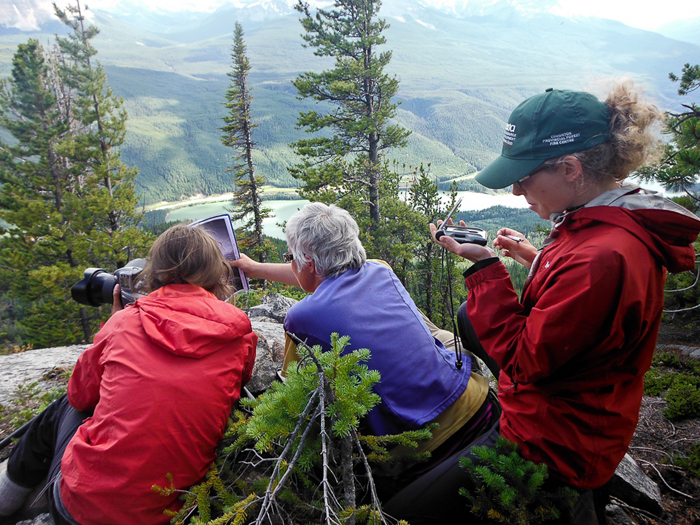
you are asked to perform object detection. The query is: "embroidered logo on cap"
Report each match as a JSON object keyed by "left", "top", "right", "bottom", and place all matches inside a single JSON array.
[
  {"left": 542, "top": 132, "right": 581, "bottom": 147},
  {"left": 503, "top": 123, "right": 517, "bottom": 147}
]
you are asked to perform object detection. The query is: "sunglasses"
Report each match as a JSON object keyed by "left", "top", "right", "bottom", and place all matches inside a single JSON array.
[
  {"left": 283, "top": 252, "right": 294, "bottom": 263},
  {"left": 515, "top": 165, "right": 550, "bottom": 188}
]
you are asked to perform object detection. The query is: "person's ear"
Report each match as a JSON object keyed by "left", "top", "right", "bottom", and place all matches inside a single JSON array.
[
  {"left": 561, "top": 156, "right": 583, "bottom": 182},
  {"left": 306, "top": 258, "right": 317, "bottom": 275}
]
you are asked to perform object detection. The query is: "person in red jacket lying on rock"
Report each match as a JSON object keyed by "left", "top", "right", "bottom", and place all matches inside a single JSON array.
[
  {"left": 0, "top": 224, "right": 257, "bottom": 525},
  {"left": 385, "top": 83, "right": 700, "bottom": 524}
]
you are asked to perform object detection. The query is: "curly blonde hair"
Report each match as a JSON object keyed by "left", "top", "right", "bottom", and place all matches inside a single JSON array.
[
  {"left": 139, "top": 224, "right": 233, "bottom": 300},
  {"left": 543, "top": 81, "right": 663, "bottom": 183}
]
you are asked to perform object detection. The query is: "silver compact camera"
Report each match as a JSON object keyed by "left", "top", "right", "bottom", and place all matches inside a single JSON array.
[{"left": 435, "top": 225, "right": 488, "bottom": 245}]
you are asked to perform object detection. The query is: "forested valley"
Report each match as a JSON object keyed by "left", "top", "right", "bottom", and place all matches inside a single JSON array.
[
  {"left": 0, "top": 1, "right": 699, "bottom": 524},
  {"left": 0, "top": 0, "right": 698, "bottom": 349}
]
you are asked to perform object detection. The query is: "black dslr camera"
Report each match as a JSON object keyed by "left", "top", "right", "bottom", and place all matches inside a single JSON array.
[{"left": 71, "top": 259, "right": 147, "bottom": 307}]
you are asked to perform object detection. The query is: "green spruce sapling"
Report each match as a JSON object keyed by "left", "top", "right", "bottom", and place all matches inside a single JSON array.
[
  {"left": 163, "top": 334, "right": 425, "bottom": 525},
  {"left": 459, "top": 437, "right": 579, "bottom": 525}
]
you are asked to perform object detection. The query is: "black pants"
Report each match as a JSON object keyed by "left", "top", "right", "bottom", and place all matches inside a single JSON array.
[
  {"left": 457, "top": 302, "right": 501, "bottom": 377},
  {"left": 454, "top": 303, "right": 608, "bottom": 524},
  {"left": 383, "top": 415, "right": 502, "bottom": 524},
  {"left": 7, "top": 395, "right": 90, "bottom": 525}
]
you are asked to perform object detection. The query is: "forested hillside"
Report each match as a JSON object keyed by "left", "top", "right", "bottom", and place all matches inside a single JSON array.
[{"left": 1, "top": 0, "right": 698, "bottom": 204}]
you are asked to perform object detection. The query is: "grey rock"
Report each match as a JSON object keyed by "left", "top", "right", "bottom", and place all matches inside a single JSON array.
[
  {"left": 0, "top": 346, "right": 88, "bottom": 405},
  {"left": 605, "top": 504, "right": 637, "bottom": 525},
  {"left": 608, "top": 454, "right": 663, "bottom": 517},
  {"left": 247, "top": 319, "right": 286, "bottom": 394},
  {"left": 247, "top": 293, "right": 297, "bottom": 323},
  {"left": 656, "top": 343, "right": 700, "bottom": 361},
  {"left": 16, "top": 515, "right": 53, "bottom": 525}
]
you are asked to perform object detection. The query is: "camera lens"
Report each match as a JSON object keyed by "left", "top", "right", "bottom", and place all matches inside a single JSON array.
[{"left": 71, "top": 268, "right": 117, "bottom": 306}]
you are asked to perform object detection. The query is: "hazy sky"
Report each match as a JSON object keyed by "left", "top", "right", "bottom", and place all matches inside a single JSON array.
[{"left": 4, "top": 0, "right": 700, "bottom": 32}]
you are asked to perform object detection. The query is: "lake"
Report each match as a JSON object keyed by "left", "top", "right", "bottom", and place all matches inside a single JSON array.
[{"left": 163, "top": 191, "right": 529, "bottom": 240}]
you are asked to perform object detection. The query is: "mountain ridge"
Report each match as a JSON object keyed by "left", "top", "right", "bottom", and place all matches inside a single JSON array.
[{"left": 1, "top": 1, "right": 698, "bottom": 203}]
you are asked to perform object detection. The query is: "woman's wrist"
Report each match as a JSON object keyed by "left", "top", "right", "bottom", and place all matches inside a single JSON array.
[{"left": 463, "top": 246, "right": 497, "bottom": 262}]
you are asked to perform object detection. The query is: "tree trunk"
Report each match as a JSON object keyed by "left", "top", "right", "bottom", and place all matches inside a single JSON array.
[
  {"left": 79, "top": 306, "right": 91, "bottom": 343},
  {"left": 341, "top": 433, "right": 356, "bottom": 525}
]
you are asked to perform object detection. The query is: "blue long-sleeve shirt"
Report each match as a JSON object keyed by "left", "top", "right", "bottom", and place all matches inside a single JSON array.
[{"left": 284, "top": 261, "right": 471, "bottom": 436}]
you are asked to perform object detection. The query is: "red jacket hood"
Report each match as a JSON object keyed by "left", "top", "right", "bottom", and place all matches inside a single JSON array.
[
  {"left": 134, "top": 284, "right": 252, "bottom": 358},
  {"left": 559, "top": 186, "right": 700, "bottom": 274}
]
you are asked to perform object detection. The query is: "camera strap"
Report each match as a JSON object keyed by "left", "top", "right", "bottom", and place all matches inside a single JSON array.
[{"left": 440, "top": 248, "right": 463, "bottom": 371}]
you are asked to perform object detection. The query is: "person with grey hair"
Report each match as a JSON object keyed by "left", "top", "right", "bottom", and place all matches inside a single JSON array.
[
  {"left": 232, "top": 202, "right": 498, "bottom": 505},
  {"left": 285, "top": 202, "right": 367, "bottom": 279}
]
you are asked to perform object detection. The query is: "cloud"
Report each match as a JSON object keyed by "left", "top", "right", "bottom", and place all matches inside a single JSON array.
[{"left": 0, "top": 0, "right": 58, "bottom": 30}]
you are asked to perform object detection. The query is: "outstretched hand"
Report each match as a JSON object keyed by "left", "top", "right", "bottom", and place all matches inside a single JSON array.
[
  {"left": 230, "top": 253, "right": 299, "bottom": 286},
  {"left": 493, "top": 228, "right": 539, "bottom": 269},
  {"left": 230, "top": 253, "right": 260, "bottom": 278},
  {"left": 429, "top": 219, "right": 497, "bottom": 262}
]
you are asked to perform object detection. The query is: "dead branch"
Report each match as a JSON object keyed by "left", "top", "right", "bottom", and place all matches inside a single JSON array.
[
  {"left": 629, "top": 446, "right": 674, "bottom": 462},
  {"left": 253, "top": 388, "right": 321, "bottom": 524},
  {"left": 638, "top": 459, "right": 694, "bottom": 499},
  {"left": 609, "top": 496, "right": 673, "bottom": 525},
  {"left": 352, "top": 430, "right": 391, "bottom": 525}
]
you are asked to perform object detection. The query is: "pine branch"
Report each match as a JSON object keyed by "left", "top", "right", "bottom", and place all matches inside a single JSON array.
[{"left": 254, "top": 390, "right": 321, "bottom": 524}]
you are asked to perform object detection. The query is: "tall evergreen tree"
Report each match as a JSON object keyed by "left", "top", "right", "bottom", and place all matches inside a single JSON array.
[
  {"left": 0, "top": 2, "right": 152, "bottom": 348},
  {"left": 0, "top": 39, "right": 80, "bottom": 346},
  {"left": 53, "top": 1, "right": 150, "bottom": 272},
  {"left": 289, "top": 0, "right": 411, "bottom": 233},
  {"left": 220, "top": 22, "right": 273, "bottom": 264}
]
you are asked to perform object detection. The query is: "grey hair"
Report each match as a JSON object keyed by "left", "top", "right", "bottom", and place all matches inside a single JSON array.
[{"left": 285, "top": 202, "right": 366, "bottom": 280}]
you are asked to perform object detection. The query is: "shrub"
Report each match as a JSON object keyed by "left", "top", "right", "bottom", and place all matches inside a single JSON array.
[
  {"left": 644, "top": 348, "right": 700, "bottom": 420},
  {"left": 0, "top": 380, "right": 67, "bottom": 431},
  {"left": 459, "top": 437, "right": 579, "bottom": 525},
  {"left": 663, "top": 376, "right": 700, "bottom": 420},
  {"left": 671, "top": 441, "right": 700, "bottom": 478},
  {"left": 162, "top": 334, "right": 425, "bottom": 524},
  {"left": 644, "top": 369, "right": 677, "bottom": 396}
]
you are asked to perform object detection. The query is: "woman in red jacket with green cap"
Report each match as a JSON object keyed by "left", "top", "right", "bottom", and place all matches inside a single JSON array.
[{"left": 385, "top": 83, "right": 700, "bottom": 525}]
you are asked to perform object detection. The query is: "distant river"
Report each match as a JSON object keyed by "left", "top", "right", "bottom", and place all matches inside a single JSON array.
[{"left": 164, "top": 191, "right": 529, "bottom": 240}]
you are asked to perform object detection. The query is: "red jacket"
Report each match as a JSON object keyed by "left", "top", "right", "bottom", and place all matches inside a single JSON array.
[
  {"left": 60, "top": 284, "right": 257, "bottom": 525},
  {"left": 466, "top": 187, "right": 700, "bottom": 490}
]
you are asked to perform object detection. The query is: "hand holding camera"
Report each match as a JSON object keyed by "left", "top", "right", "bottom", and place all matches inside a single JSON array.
[
  {"left": 71, "top": 259, "right": 147, "bottom": 308},
  {"left": 430, "top": 198, "right": 497, "bottom": 262}
]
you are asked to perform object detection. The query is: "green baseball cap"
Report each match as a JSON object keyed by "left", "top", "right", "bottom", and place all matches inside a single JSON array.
[{"left": 475, "top": 88, "right": 611, "bottom": 189}]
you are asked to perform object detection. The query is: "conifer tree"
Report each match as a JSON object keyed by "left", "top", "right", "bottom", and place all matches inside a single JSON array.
[
  {"left": 52, "top": 1, "right": 150, "bottom": 272},
  {"left": 221, "top": 22, "right": 274, "bottom": 264},
  {"left": 0, "top": 39, "right": 81, "bottom": 346},
  {"left": 407, "top": 168, "right": 464, "bottom": 328},
  {"left": 637, "top": 63, "right": 700, "bottom": 323},
  {"left": 639, "top": 63, "right": 700, "bottom": 206},
  {"left": 0, "top": 2, "right": 152, "bottom": 347},
  {"left": 165, "top": 334, "right": 425, "bottom": 525},
  {"left": 459, "top": 437, "right": 579, "bottom": 524},
  {"left": 289, "top": 0, "right": 411, "bottom": 233}
]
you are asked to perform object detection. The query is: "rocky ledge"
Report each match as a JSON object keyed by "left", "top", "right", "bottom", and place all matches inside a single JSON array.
[{"left": 0, "top": 294, "right": 668, "bottom": 524}]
